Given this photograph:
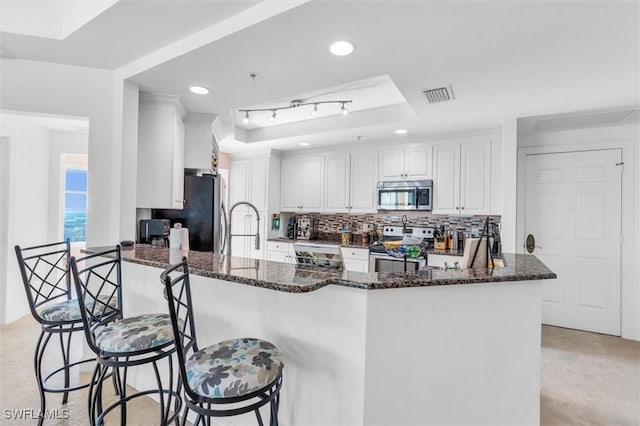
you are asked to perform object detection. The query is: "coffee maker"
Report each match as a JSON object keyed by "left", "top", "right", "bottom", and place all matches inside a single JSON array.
[
  {"left": 296, "top": 217, "right": 318, "bottom": 240},
  {"left": 287, "top": 217, "right": 297, "bottom": 240},
  {"left": 139, "top": 219, "right": 170, "bottom": 247}
]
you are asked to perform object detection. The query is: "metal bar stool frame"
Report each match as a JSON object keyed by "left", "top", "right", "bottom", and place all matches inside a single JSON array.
[
  {"left": 71, "top": 246, "right": 182, "bottom": 425},
  {"left": 15, "top": 240, "right": 112, "bottom": 426},
  {"left": 161, "top": 259, "right": 283, "bottom": 426}
]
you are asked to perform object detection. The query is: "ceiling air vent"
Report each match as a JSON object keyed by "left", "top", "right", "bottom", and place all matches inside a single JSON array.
[{"left": 422, "top": 85, "right": 455, "bottom": 104}]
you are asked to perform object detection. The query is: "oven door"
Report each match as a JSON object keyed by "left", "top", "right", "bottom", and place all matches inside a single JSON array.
[{"left": 378, "top": 188, "right": 417, "bottom": 210}]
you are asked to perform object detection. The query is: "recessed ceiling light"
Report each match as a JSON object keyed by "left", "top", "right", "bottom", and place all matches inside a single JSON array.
[
  {"left": 330, "top": 41, "right": 354, "bottom": 56},
  {"left": 394, "top": 129, "right": 408, "bottom": 135},
  {"left": 189, "top": 86, "right": 209, "bottom": 95},
  {"left": 299, "top": 142, "right": 310, "bottom": 146}
]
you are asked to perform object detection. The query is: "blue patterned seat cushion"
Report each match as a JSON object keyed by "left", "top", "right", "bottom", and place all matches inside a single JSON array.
[
  {"left": 37, "top": 295, "right": 118, "bottom": 323},
  {"left": 95, "top": 313, "right": 176, "bottom": 353},
  {"left": 186, "top": 338, "right": 284, "bottom": 399}
]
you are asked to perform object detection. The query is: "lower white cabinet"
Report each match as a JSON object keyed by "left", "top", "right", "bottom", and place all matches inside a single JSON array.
[
  {"left": 266, "top": 241, "right": 295, "bottom": 264},
  {"left": 340, "top": 247, "right": 369, "bottom": 272}
]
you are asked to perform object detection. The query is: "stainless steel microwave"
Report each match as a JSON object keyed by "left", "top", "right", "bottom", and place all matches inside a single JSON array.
[{"left": 377, "top": 180, "right": 433, "bottom": 211}]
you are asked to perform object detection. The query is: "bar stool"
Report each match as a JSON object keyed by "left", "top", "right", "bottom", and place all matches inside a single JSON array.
[
  {"left": 70, "top": 246, "right": 182, "bottom": 425},
  {"left": 15, "top": 240, "right": 117, "bottom": 426},
  {"left": 161, "top": 258, "right": 284, "bottom": 426}
]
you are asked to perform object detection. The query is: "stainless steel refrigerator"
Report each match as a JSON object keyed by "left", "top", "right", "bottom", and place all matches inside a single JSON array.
[{"left": 152, "top": 174, "right": 225, "bottom": 253}]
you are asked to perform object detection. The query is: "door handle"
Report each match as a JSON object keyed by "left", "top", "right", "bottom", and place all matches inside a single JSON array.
[{"left": 525, "top": 234, "right": 542, "bottom": 253}]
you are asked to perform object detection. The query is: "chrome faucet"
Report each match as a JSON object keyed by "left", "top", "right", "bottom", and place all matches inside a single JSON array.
[{"left": 227, "top": 201, "right": 260, "bottom": 256}]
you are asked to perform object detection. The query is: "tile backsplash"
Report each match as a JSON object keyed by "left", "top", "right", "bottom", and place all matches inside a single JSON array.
[{"left": 304, "top": 213, "right": 501, "bottom": 234}]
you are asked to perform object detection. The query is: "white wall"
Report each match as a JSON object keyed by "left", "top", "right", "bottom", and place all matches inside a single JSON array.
[
  {"left": 46, "top": 130, "right": 89, "bottom": 242},
  {"left": 1, "top": 122, "right": 51, "bottom": 323},
  {"left": 517, "top": 122, "right": 639, "bottom": 340},
  {"left": 0, "top": 137, "right": 10, "bottom": 324},
  {"left": 0, "top": 58, "right": 117, "bottom": 247}
]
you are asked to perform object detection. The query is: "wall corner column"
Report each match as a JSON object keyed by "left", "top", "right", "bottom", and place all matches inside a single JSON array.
[{"left": 501, "top": 118, "right": 518, "bottom": 253}]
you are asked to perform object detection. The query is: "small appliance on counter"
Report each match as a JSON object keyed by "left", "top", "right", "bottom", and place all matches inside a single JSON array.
[
  {"left": 287, "top": 217, "right": 297, "bottom": 240},
  {"left": 296, "top": 217, "right": 318, "bottom": 240},
  {"left": 138, "top": 219, "right": 170, "bottom": 247}
]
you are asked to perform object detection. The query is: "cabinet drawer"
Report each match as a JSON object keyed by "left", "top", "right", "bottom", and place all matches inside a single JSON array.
[
  {"left": 267, "top": 241, "right": 291, "bottom": 253},
  {"left": 341, "top": 247, "right": 369, "bottom": 261}
]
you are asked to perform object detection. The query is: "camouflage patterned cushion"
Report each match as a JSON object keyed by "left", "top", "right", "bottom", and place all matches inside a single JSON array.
[
  {"left": 186, "top": 338, "right": 284, "bottom": 399},
  {"left": 95, "top": 313, "right": 175, "bottom": 353},
  {"left": 37, "top": 295, "right": 118, "bottom": 323}
]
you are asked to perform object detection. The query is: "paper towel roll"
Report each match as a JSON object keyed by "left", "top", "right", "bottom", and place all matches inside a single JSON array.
[{"left": 169, "top": 228, "right": 189, "bottom": 250}]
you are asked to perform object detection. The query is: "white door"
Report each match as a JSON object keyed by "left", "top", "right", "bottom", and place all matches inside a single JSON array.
[
  {"left": 405, "top": 146, "right": 432, "bottom": 179},
  {"left": 432, "top": 144, "right": 460, "bottom": 214},
  {"left": 299, "top": 157, "right": 323, "bottom": 211},
  {"left": 525, "top": 149, "right": 622, "bottom": 336},
  {"left": 460, "top": 141, "right": 490, "bottom": 215},
  {"left": 350, "top": 151, "right": 378, "bottom": 213},
  {"left": 378, "top": 150, "right": 405, "bottom": 180},
  {"left": 324, "top": 154, "right": 350, "bottom": 213}
]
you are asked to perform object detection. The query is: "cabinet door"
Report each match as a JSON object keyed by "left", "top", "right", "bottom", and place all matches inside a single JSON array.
[
  {"left": 229, "top": 206, "right": 248, "bottom": 257},
  {"left": 280, "top": 160, "right": 300, "bottom": 211},
  {"left": 405, "top": 146, "right": 432, "bottom": 180},
  {"left": 267, "top": 251, "right": 289, "bottom": 263},
  {"left": 460, "top": 141, "right": 491, "bottom": 215},
  {"left": 350, "top": 151, "right": 378, "bottom": 213},
  {"left": 249, "top": 157, "right": 268, "bottom": 211},
  {"left": 171, "top": 116, "right": 185, "bottom": 209},
  {"left": 245, "top": 209, "right": 266, "bottom": 259},
  {"left": 378, "top": 150, "right": 405, "bottom": 180},
  {"left": 324, "top": 154, "right": 350, "bottom": 213},
  {"left": 432, "top": 144, "right": 460, "bottom": 214},
  {"left": 299, "top": 157, "right": 323, "bottom": 211},
  {"left": 230, "top": 160, "right": 249, "bottom": 207}
]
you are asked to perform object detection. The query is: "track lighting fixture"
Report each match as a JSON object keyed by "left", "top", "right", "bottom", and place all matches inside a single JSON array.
[{"left": 239, "top": 100, "right": 352, "bottom": 123}]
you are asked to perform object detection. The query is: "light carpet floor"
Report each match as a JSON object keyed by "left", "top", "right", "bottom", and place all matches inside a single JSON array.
[{"left": 1, "top": 316, "right": 638, "bottom": 425}]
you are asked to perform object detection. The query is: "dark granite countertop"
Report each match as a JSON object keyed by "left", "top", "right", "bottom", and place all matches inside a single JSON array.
[{"left": 83, "top": 245, "right": 556, "bottom": 293}]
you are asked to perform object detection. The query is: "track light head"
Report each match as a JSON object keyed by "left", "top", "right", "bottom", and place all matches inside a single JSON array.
[
  {"left": 242, "top": 111, "right": 250, "bottom": 124},
  {"left": 341, "top": 102, "right": 349, "bottom": 115},
  {"left": 311, "top": 104, "right": 318, "bottom": 116},
  {"left": 270, "top": 110, "right": 277, "bottom": 121}
]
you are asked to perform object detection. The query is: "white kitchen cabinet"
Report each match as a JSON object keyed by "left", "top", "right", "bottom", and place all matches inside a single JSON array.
[
  {"left": 324, "top": 151, "right": 377, "bottom": 214},
  {"left": 137, "top": 93, "right": 185, "bottom": 209},
  {"left": 266, "top": 241, "right": 295, "bottom": 264},
  {"left": 183, "top": 112, "right": 215, "bottom": 170},
  {"left": 433, "top": 140, "right": 491, "bottom": 215},
  {"left": 281, "top": 156, "right": 323, "bottom": 212},
  {"left": 229, "top": 157, "right": 268, "bottom": 211},
  {"left": 378, "top": 146, "right": 432, "bottom": 180},
  {"left": 340, "top": 247, "right": 369, "bottom": 272}
]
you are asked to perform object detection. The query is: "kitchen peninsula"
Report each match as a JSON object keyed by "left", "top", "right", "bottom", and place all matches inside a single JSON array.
[{"left": 85, "top": 245, "right": 556, "bottom": 425}]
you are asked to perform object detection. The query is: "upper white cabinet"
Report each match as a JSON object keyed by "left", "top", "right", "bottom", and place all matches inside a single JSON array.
[
  {"left": 137, "top": 93, "right": 185, "bottom": 209},
  {"left": 183, "top": 112, "right": 215, "bottom": 170},
  {"left": 433, "top": 140, "right": 491, "bottom": 215},
  {"left": 229, "top": 157, "right": 268, "bottom": 211},
  {"left": 379, "top": 146, "right": 432, "bottom": 180},
  {"left": 281, "top": 156, "right": 323, "bottom": 212},
  {"left": 324, "top": 151, "right": 378, "bottom": 214}
]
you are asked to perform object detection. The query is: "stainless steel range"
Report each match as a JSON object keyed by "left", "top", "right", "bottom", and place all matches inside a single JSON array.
[{"left": 369, "top": 225, "right": 434, "bottom": 273}]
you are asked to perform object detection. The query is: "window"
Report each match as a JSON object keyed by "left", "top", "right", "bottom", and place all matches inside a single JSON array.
[{"left": 63, "top": 168, "right": 87, "bottom": 242}]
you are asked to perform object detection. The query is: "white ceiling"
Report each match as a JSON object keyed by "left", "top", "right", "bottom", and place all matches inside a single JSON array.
[{"left": 1, "top": 1, "right": 638, "bottom": 153}]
